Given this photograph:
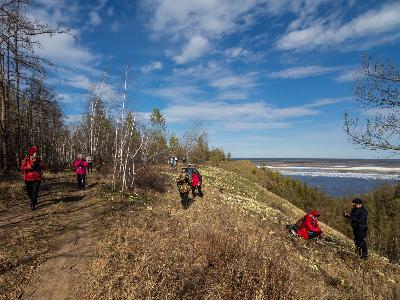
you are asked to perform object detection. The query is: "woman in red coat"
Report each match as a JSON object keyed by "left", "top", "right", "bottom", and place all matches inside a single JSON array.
[
  {"left": 296, "top": 210, "right": 323, "bottom": 239},
  {"left": 73, "top": 154, "right": 89, "bottom": 189},
  {"left": 21, "top": 146, "right": 45, "bottom": 210}
]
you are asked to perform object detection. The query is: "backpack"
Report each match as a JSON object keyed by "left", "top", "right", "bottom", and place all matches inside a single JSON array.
[
  {"left": 294, "top": 216, "right": 305, "bottom": 229},
  {"left": 192, "top": 173, "right": 200, "bottom": 186}
]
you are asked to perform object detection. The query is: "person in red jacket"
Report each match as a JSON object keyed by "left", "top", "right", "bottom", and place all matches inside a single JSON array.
[
  {"left": 191, "top": 170, "right": 203, "bottom": 198},
  {"left": 73, "top": 154, "right": 89, "bottom": 189},
  {"left": 296, "top": 210, "right": 323, "bottom": 239},
  {"left": 21, "top": 146, "right": 45, "bottom": 210}
]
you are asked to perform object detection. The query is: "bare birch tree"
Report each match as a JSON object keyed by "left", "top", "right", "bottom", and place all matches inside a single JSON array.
[{"left": 344, "top": 54, "right": 400, "bottom": 153}]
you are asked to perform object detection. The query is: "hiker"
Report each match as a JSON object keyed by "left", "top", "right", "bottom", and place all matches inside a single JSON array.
[
  {"left": 186, "top": 164, "right": 195, "bottom": 177},
  {"left": 191, "top": 169, "right": 203, "bottom": 198},
  {"left": 182, "top": 156, "right": 187, "bottom": 164},
  {"left": 86, "top": 155, "right": 93, "bottom": 173},
  {"left": 21, "top": 146, "right": 45, "bottom": 210},
  {"left": 295, "top": 210, "right": 323, "bottom": 239},
  {"left": 343, "top": 198, "right": 368, "bottom": 259},
  {"left": 177, "top": 168, "right": 191, "bottom": 209},
  {"left": 73, "top": 154, "right": 89, "bottom": 189}
]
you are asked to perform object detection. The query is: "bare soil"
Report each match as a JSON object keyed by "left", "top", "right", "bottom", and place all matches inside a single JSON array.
[{"left": 0, "top": 172, "right": 106, "bottom": 300}]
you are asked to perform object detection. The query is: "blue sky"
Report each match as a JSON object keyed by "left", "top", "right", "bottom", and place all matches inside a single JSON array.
[{"left": 31, "top": 0, "right": 400, "bottom": 158}]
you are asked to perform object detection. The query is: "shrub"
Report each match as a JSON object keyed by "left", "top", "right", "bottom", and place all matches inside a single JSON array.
[{"left": 133, "top": 166, "right": 168, "bottom": 193}]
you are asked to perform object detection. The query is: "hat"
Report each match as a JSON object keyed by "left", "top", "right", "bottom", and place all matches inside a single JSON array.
[
  {"left": 28, "top": 146, "right": 37, "bottom": 156},
  {"left": 310, "top": 210, "right": 320, "bottom": 217},
  {"left": 352, "top": 198, "right": 363, "bottom": 204}
]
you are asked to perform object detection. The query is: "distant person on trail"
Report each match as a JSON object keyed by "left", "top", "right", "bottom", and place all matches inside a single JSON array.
[
  {"left": 191, "top": 170, "right": 203, "bottom": 198},
  {"left": 343, "top": 198, "right": 368, "bottom": 259},
  {"left": 182, "top": 156, "right": 187, "bottom": 164},
  {"left": 177, "top": 168, "right": 191, "bottom": 209},
  {"left": 86, "top": 155, "right": 93, "bottom": 173},
  {"left": 73, "top": 154, "right": 88, "bottom": 190},
  {"left": 294, "top": 210, "right": 323, "bottom": 239},
  {"left": 21, "top": 146, "right": 45, "bottom": 210}
]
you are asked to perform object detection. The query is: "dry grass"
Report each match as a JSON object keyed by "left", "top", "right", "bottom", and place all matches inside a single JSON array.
[
  {"left": 0, "top": 172, "right": 106, "bottom": 300},
  {"left": 1, "top": 163, "right": 399, "bottom": 300},
  {"left": 85, "top": 165, "right": 400, "bottom": 300}
]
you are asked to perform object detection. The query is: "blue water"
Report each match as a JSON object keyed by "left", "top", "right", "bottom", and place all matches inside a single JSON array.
[
  {"left": 241, "top": 158, "right": 400, "bottom": 197},
  {"left": 289, "top": 175, "right": 397, "bottom": 197}
]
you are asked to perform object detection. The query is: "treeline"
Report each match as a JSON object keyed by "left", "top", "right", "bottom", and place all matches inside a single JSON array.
[
  {"left": 70, "top": 84, "right": 229, "bottom": 190},
  {"left": 0, "top": 0, "right": 70, "bottom": 172}
]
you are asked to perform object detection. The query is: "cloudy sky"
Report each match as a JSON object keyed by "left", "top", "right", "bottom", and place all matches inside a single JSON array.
[{"left": 31, "top": 0, "right": 400, "bottom": 158}]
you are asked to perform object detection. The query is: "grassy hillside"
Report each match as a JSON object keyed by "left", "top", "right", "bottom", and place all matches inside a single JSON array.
[
  {"left": 83, "top": 163, "right": 399, "bottom": 299},
  {"left": 216, "top": 160, "right": 400, "bottom": 263}
]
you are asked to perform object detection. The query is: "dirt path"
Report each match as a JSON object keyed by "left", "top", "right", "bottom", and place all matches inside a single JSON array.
[
  {"left": 0, "top": 173, "right": 104, "bottom": 300},
  {"left": 22, "top": 198, "right": 95, "bottom": 300}
]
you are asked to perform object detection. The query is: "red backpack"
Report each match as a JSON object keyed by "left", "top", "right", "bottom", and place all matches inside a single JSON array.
[{"left": 192, "top": 173, "right": 200, "bottom": 186}]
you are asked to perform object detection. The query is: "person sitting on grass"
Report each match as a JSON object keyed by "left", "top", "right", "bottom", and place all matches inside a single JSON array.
[{"left": 296, "top": 210, "right": 323, "bottom": 239}]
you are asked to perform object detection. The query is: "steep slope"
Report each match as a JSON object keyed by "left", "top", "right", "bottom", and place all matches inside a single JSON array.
[{"left": 84, "top": 164, "right": 400, "bottom": 300}]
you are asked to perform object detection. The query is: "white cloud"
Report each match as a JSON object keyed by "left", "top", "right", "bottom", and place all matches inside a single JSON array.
[
  {"left": 335, "top": 68, "right": 357, "bottom": 82},
  {"left": 217, "top": 91, "right": 248, "bottom": 101},
  {"left": 107, "top": 6, "right": 115, "bottom": 16},
  {"left": 173, "top": 35, "right": 209, "bottom": 64},
  {"left": 211, "top": 75, "right": 252, "bottom": 89},
  {"left": 89, "top": 11, "right": 102, "bottom": 26},
  {"left": 141, "top": 61, "right": 163, "bottom": 73},
  {"left": 58, "top": 93, "right": 87, "bottom": 104},
  {"left": 163, "top": 101, "right": 319, "bottom": 128},
  {"left": 277, "top": 2, "right": 400, "bottom": 50},
  {"left": 225, "top": 47, "right": 248, "bottom": 58},
  {"left": 269, "top": 65, "right": 348, "bottom": 79},
  {"left": 143, "top": 0, "right": 269, "bottom": 64},
  {"left": 306, "top": 97, "right": 351, "bottom": 108},
  {"left": 224, "top": 47, "right": 265, "bottom": 62},
  {"left": 145, "top": 0, "right": 261, "bottom": 38},
  {"left": 172, "top": 61, "right": 226, "bottom": 81},
  {"left": 34, "top": 31, "right": 94, "bottom": 68},
  {"left": 110, "top": 21, "right": 120, "bottom": 32}
]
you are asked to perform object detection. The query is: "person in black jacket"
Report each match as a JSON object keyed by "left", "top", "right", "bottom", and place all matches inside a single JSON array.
[{"left": 343, "top": 198, "right": 368, "bottom": 259}]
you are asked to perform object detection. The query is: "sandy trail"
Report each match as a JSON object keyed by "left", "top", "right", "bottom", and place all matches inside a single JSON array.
[{"left": 0, "top": 174, "right": 101, "bottom": 300}]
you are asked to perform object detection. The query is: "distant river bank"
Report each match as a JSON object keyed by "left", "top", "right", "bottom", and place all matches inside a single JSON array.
[{"left": 241, "top": 158, "right": 400, "bottom": 197}]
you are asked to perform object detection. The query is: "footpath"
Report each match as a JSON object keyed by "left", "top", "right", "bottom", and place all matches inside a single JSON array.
[{"left": 0, "top": 172, "right": 104, "bottom": 300}]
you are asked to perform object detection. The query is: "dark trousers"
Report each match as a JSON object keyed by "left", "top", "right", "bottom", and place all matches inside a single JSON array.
[
  {"left": 87, "top": 163, "right": 93, "bottom": 173},
  {"left": 353, "top": 227, "right": 368, "bottom": 258},
  {"left": 77, "top": 174, "right": 86, "bottom": 189},
  {"left": 180, "top": 192, "right": 189, "bottom": 208},
  {"left": 192, "top": 186, "right": 203, "bottom": 197},
  {"left": 26, "top": 181, "right": 40, "bottom": 207}
]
